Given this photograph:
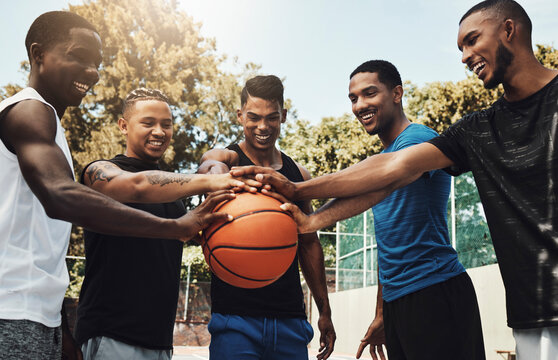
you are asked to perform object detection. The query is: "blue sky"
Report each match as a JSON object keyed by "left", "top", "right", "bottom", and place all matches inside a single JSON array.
[{"left": 1, "top": 0, "right": 556, "bottom": 123}]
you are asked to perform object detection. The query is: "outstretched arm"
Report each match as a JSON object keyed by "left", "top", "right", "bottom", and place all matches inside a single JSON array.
[
  {"left": 1, "top": 100, "right": 232, "bottom": 241},
  {"left": 83, "top": 161, "right": 247, "bottom": 203},
  {"left": 295, "top": 166, "right": 336, "bottom": 360},
  {"left": 198, "top": 148, "right": 239, "bottom": 175},
  {"left": 231, "top": 142, "right": 453, "bottom": 201},
  {"left": 282, "top": 190, "right": 391, "bottom": 234}
]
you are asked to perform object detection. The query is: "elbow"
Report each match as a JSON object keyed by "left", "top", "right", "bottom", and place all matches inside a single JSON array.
[{"left": 41, "top": 182, "right": 76, "bottom": 220}]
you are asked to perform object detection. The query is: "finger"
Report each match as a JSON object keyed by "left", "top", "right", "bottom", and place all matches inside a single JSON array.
[
  {"left": 229, "top": 165, "right": 271, "bottom": 177},
  {"left": 261, "top": 188, "right": 289, "bottom": 202},
  {"left": 356, "top": 341, "right": 368, "bottom": 359},
  {"left": 204, "top": 212, "right": 233, "bottom": 226},
  {"left": 264, "top": 189, "right": 289, "bottom": 203},
  {"left": 201, "top": 191, "right": 235, "bottom": 210},
  {"left": 377, "top": 344, "right": 387, "bottom": 360},
  {"left": 239, "top": 177, "right": 263, "bottom": 188}
]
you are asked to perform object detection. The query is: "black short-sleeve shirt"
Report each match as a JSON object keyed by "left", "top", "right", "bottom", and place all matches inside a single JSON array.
[{"left": 428, "top": 75, "right": 558, "bottom": 329}]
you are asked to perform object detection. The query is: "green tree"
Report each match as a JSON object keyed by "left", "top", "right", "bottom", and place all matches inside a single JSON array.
[
  {"left": 67, "top": 0, "right": 259, "bottom": 175},
  {"left": 279, "top": 114, "right": 382, "bottom": 178}
]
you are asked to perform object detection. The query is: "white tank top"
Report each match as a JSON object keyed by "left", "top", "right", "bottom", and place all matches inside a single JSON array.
[{"left": 0, "top": 87, "right": 73, "bottom": 327}]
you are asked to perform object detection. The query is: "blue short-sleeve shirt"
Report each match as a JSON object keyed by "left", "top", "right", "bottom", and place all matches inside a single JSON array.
[{"left": 374, "top": 123, "right": 465, "bottom": 302}]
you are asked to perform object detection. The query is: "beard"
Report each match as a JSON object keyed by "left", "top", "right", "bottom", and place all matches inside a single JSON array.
[{"left": 484, "top": 40, "right": 514, "bottom": 89}]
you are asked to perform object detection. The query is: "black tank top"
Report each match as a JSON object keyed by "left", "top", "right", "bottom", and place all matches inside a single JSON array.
[
  {"left": 210, "top": 144, "right": 306, "bottom": 318},
  {"left": 75, "top": 155, "right": 185, "bottom": 349}
]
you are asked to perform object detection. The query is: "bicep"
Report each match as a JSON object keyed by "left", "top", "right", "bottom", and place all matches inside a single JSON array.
[
  {"left": 198, "top": 149, "right": 238, "bottom": 174},
  {"left": 83, "top": 161, "right": 128, "bottom": 192},
  {"left": 392, "top": 142, "right": 454, "bottom": 183},
  {"left": 6, "top": 102, "right": 76, "bottom": 202}
]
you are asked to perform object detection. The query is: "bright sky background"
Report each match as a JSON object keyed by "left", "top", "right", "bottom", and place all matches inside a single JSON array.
[{"left": 0, "top": 0, "right": 556, "bottom": 123}]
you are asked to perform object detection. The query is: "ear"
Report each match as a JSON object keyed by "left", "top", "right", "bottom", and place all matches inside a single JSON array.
[
  {"left": 503, "top": 18, "right": 516, "bottom": 42},
  {"left": 393, "top": 85, "right": 404, "bottom": 104},
  {"left": 236, "top": 108, "right": 244, "bottom": 125},
  {"left": 281, "top": 108, "right": 287, "bottom": 123},
  {"left": 118, "top": 117, "right": 128, "bottom": 135},
  {"left": 29, "top": 43, "right": 45, "bottom": 66}
]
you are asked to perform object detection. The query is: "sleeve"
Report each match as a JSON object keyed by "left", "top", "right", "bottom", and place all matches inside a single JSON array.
[
  {"left": 392, "top": 124, "right": 438, "bottom": 178},
  {"left": 427, "top": 117, "right": 472, "bottom": 176}
]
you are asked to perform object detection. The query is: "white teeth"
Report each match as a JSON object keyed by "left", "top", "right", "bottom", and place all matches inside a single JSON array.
[
  {"left": 361, "top": 111, "right": 377, "bottom": 120},
  {"left": 73, "top": 81, "right": 89, "bottom": 93},
  {"left": 255, "top": 135, "right": 270, "bottom": 141},
  {"left": 149, "top": 141, "right": 163, "bottom": 146},
  {"left": 472, "top": 62, "right": 486, "bottom": 75}
]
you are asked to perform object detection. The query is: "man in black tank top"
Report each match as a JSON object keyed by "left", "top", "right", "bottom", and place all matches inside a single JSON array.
[
  {"left": 199, "top": 75, "right": 336, "bottom": 360},
  {"left": 74, "top": 88, "right": 250, "bottom": 360}
]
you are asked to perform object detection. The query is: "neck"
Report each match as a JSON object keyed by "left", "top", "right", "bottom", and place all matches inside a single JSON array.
[
  {"left": 239, "top": 141, "right": 282, "bottom": 169},
  {"left": 378, "top": 111, "right": 411, "bottom": 148},
  {"left": 502, "top": 51, "right": 558, "bottom": 102},
  {"left": 124, "top": 149, "right": 159, "bottom": 164},
  {"left": 28, "top": 74, "right": 65, "bottom": 118}
]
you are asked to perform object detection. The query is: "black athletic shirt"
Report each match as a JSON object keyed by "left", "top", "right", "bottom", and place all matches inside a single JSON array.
[
  {"left": 75, "top": 155, "right": 185, "bottom": 349},
  {"left": 428, "top": 75, "right": 558, "bottom": 329},
  {"left": 210, "top": 144, "right": 307, "bottom": 318}
]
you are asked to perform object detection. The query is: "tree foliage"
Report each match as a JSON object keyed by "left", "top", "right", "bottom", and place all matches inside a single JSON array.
[{"left": 66, "top": 0, "right": 259, "bottom": 175}]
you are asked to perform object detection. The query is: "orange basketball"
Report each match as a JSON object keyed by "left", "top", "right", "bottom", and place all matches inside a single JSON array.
[{"left": 202, "top": 192, "right": 298, "bottom": 289}]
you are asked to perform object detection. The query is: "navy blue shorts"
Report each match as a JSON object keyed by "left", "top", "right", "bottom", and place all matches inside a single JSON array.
[{"left": 208, "top": 314, "right": 314, "bottom": 360}]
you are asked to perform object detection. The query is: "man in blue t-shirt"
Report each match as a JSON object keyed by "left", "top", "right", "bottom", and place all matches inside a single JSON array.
[{"left": 280, "top": 60, "right": 485, "bottom": 360}]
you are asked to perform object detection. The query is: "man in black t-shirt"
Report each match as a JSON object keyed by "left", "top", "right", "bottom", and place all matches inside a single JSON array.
[
  {"left": 198, "top": 75, "right": 336, "bottom": 360},
  {"left": 74, "top": 88, "right": 254, "bottom": 360},
  {"left": 231, "top": 1, "right": 558, "bottom": 359}
]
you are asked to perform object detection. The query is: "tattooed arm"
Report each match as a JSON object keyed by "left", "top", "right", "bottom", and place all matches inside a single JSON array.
[{"left": 83, "top": 161, "right": 248, "bottom": 203}]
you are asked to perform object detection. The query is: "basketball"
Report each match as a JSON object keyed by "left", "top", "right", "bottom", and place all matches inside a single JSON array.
[{"left": 202, "top": 192, "right": 298, "bottom": 289}]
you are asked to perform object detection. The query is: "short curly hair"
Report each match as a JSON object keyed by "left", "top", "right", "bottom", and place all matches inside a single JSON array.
[{"left": 25, "top": 11, "right": 98, "bottom": 61}]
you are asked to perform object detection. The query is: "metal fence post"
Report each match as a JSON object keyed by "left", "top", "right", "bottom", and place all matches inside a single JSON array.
[
  {"left": 335, "top": 225, "right": 340, "bottom": 292},
  {"left": 183, "top": 264, "right": 191, "bottom": 321}
]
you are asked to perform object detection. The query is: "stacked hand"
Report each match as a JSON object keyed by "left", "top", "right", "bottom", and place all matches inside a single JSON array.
[
  {"left": 177, "top": 190, "right": 236, "bottom": 242},
  {"left": 230, "top": 166, "right": 298, "bottom": 201}
]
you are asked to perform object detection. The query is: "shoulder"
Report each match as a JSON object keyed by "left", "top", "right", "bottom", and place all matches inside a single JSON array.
[
  {"left": 392, "top": 123, "right": 438, "bottom": 150},
  {"left": 2, "top": 99, "right": 58, "bottom": 148},
  {"left": 201, "top": 148, "right": 238, "bottom": 163},
  {"left": 294, "top": 161, "right": 311, "bottom": 181}
]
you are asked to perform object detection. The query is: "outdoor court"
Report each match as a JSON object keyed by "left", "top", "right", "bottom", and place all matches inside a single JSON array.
[{"left": 172, "top": 346, "right": 370, "bottom": 359}]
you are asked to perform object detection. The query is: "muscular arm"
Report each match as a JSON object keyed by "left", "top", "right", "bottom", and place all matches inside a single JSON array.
[
  {"left": 83, "top": 161, "right": 244, "bottom": 203},
  {"left": 232, "top": 142, "right": 453, "bottom": 201},
  {"left": 297, "top": 143, "right": 452, "bottom": 199},
  {"left": 1, "top": 100, "right": 231, "bottom": 241},
  {"left": 295, "top": 165, "right": 336, "bottom": 359},
  {"left": 198, "top": 148, "right": 239, "bottom": 175}
]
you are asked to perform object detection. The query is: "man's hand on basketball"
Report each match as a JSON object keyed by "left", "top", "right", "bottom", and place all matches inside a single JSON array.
[
  {"left": 210, "top": 173, "right": 260, "bottom": 193},
  {"left": 177, "top": 190, "right": 235, "bottom": 242},
  {"left": 317, "top": 312, "right": 336, "bottom": 360},
  {"left": 279, "top": 203, "right": 317, "bottom": 234},
  {"left": 230, "top": 166, "right": 298, "bottom": 200},
  {"left": 356, "top": 317, "right": 387, "bottom": 360}
]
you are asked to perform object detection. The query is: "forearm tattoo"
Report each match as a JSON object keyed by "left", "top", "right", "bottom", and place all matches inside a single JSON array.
[
  {"left": 86, "top": 163, "right": 119, "bottom": 185},
  {"left": 145, "top": 172, "right": 193, "bottom": 187}
]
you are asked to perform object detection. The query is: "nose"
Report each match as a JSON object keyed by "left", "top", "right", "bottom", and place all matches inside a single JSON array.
[
  {"left": 461, "top": 47, "right": 471, "bottom": 65},
  {"left": 152, "top": 124, "right": 165, "bottom": 137},
  {"left": 353, "top": 96, "right": 367, "bottom": 114},
  {"left": 257, "top": 119, "right": 268, "bottom": 130},
  {"left": 85, "top": 64, "right": 100, "bottom": 85}
]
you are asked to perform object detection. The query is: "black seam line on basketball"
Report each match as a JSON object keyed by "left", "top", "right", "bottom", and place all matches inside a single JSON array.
[
  {"left": 208, "top": 252, "right": 276, "bottom": 282},
  {"left": 211, "top": 243, "right": 297, "bottom": 251},
  {"left": 204, "top": 209, "right": 292, "bottom": 242}
]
